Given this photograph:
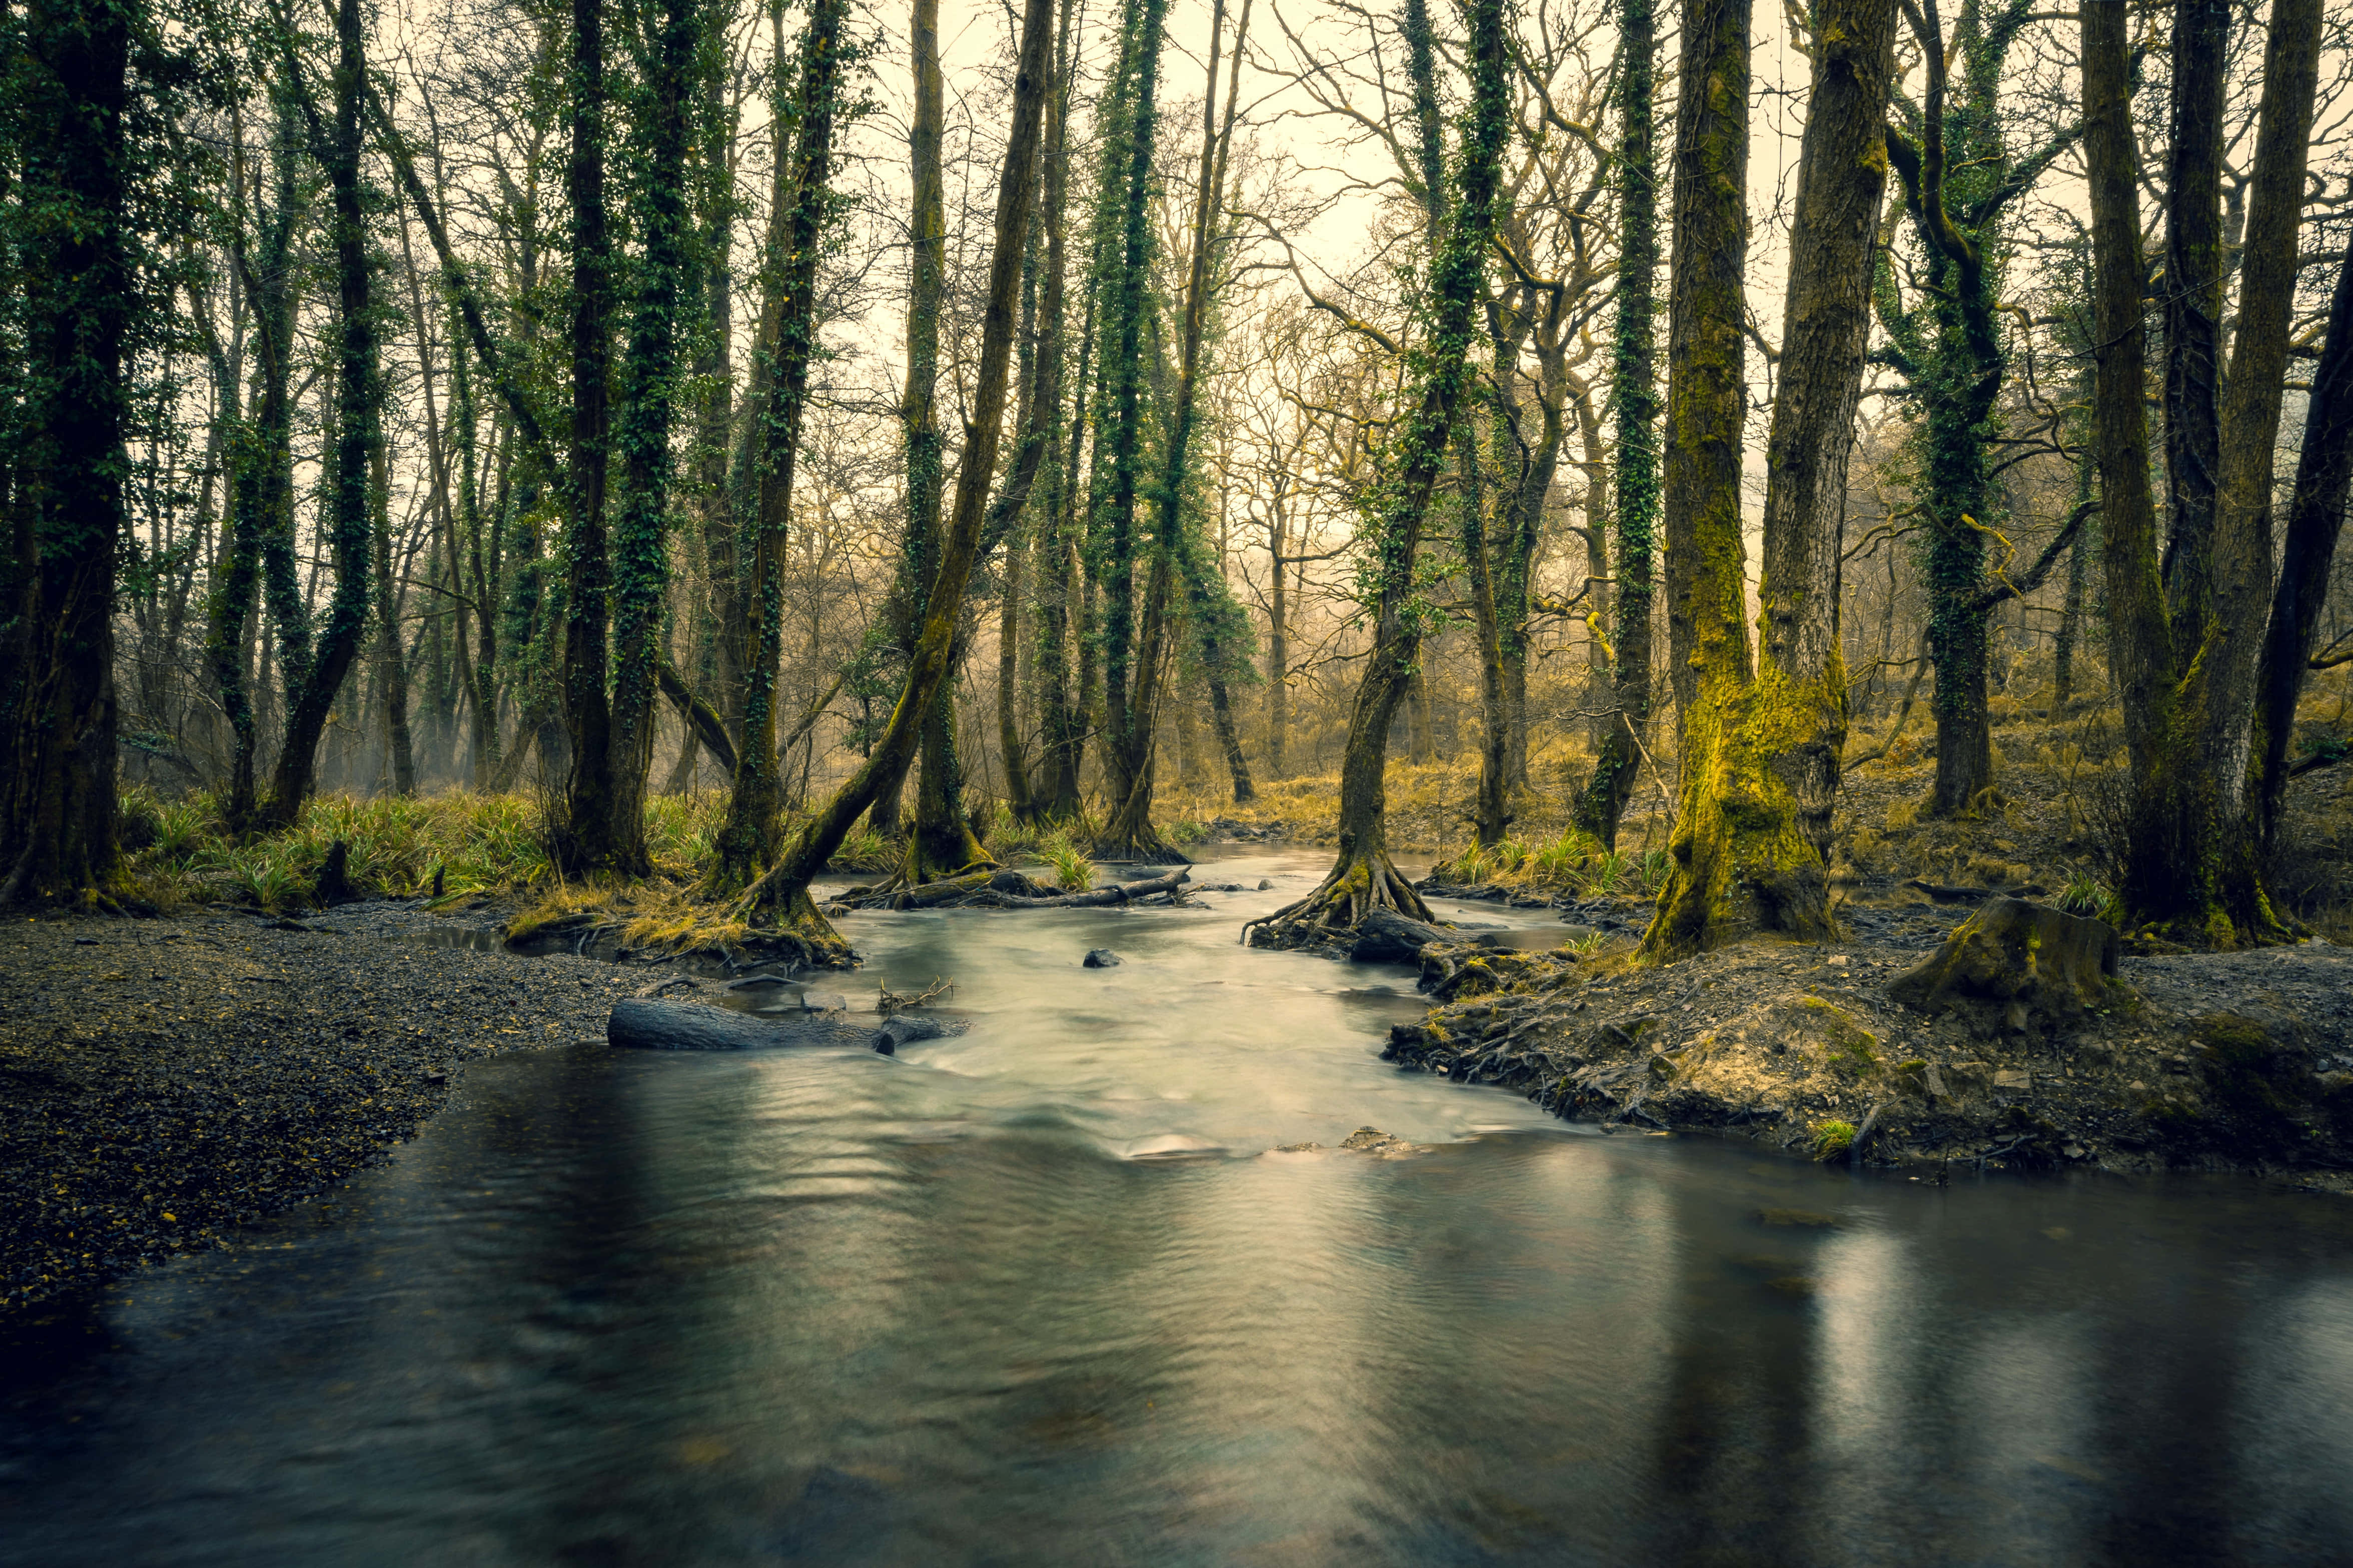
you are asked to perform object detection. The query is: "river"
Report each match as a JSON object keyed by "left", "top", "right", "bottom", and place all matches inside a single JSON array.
[{"left": 4, "top": 849, "right": 2350, "bottom": 1565}]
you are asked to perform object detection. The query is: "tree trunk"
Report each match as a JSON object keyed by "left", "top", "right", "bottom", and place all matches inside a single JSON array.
[
  {"left": 600, "top": 0, "right": 695, "bottom": 870},
  {"left": 712, "top": 0, "right": 851, "bottom": 885},
  {"left": 1266, "top": 507, "right": 1289, "bottom": 777},
  {"left": 2201, "top": 0, "right": 2320, "bottom": 820},
  {"left": 1091, "top": 0, "right": 1176, "bottom": 854},
  {"left": 1244, "top": 0, "right": 1506, "bottom": 946},
  {"left": 1646, "top": 0, "right": 1893, "bottom": 957},
  {"left": 2251, "top": 230, "right": 2353, "bottom": 854},
  {"left": 265, "top": 0, "right": 382, "bottom": 828},
  {"left": 0, "top": 0, "right": 129, "bottom": 906},
  {"left": 369, "top": 442, "right": 415, "bottom": 794},
  {"left": 729, "top": 0, "right": 1056, "bottom": 946},
  {"left": 1097, "top": 0, "right": 1250, "bottom": 860},
  {"left": 555, "top": 0, "right": 615, "bottom": 865},
  {"left": 1576, "top": 0, "right": 1657, "bottom": 851}
]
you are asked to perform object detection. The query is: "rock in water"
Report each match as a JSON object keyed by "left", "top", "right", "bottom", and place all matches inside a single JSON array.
[
  {"left": 1349, "top": 907, "right": 1452, "bottom": 964},
  {"left": 1887, "top": 897, "right": 2124, "bottom": 1029},
  {"left": 1083, "top": 949, "right": 1122, "bottom": 968},
  {"left": 607, "top": 997, "right": 875, "bottom": 1051},
  {"left": 870, "top": 1015, "right": 949, "bottom": 1055},
  {"left": 1338, "top": 1126, "right": 1421, "bottom": 1157}
]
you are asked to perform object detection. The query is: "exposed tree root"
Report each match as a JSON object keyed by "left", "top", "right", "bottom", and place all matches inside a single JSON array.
[
  {"left": 727, "top": 876, "right": 859, "bottom": 969},
  {"left": 1241, "top": 850, "right": 1433, "bottom": 951}
]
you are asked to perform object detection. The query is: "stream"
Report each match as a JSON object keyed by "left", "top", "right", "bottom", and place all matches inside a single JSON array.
[{"left": 3, "top": 849, "right": 2350, "bottom": 1565}]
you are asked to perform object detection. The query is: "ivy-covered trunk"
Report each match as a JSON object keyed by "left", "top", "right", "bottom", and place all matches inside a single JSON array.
[
  {"left": 1574, "top": 0, "right": 1657, "bottom": 851},
  {"left": 598, "top": 0, "right": 698, "bottom": 872},
  {"left": 1646, "top": 0, "right": 1894, "bottom": 958},
  {"left": 554, "top": 0, "right": 616, "bottom": 866},
  {"left": 0, "top": 0, "right": 131, "bottom": 905},
  {"left": 207, "top": 108, "right": 299, "bottom": 830},
  {"left": 729, "top": 0, "right": 1057, "bottom": 942},
  {"left": 1098, "top": 0, "right": 1247, "bottom": 858},
  {"left": 1088, "top": 0, "right": 1174, "bottom": 857},
  {"left": 712, "top": 0, "right": 852, "bottom": 886},
  {"left": 265, "top": 0, "right": 384, "bottom": 829},
  {"left": 1243, "top": 0, "right": 1507, "bottom": 947}
]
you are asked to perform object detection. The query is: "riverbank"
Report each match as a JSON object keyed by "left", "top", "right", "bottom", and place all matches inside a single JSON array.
[
  {"left": 1385, "top": 889, "right": 2353, "bottom": 1183},
  {"left": 0, "top": 904, "right": 646, "bottom": 1318}
]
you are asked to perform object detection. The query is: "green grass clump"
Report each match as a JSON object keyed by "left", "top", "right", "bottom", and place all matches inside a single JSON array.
[
  {"left": 111, "top": 784, "right": 657, "bottom": 909},
  {"left": 1813, "top": 1120, "right": 1857, "bottom": 1160},
  {"left": 1039, "top": 829, "right": 1094, "bottom": 892},
  {"left": 1430, "top": 828, "right": 1651, "bottom": 900}
]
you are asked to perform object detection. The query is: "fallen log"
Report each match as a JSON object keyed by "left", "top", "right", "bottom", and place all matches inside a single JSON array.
[
  {"left": 968, "top": 867, "right": 1192, "bottom": 908},
  {"left": 1349, "top": 906, "right": 1453, "bottom": 962},
  {"left": 608, "top": 997, "right": 879, "bottom": 1051}
]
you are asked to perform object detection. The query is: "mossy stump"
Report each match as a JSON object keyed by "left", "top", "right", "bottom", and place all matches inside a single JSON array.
[{"left": 1887, "top": 896, "right": 2123, "bottom": 1029}]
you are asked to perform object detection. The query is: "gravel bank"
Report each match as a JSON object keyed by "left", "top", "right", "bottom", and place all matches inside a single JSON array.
[{"left": 0, "top": 902, "right": 645, "bottom": 1318}]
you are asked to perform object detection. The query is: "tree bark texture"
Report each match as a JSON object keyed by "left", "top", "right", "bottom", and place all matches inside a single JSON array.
[
  {"left": 1647, "top": 0, "right": 1893, "bottom": 957},
  {"left": 0, "top": 0, "right": 130, "bottom": 905},
  {"left": 1575, "top": 0, "right": 1657, "bottom": 851},
  {"left": 713, "top": 0, "right": 852, "bottom": 884},
  {"left": 265, "top": 0, "right": 383, "bottom": 828}
]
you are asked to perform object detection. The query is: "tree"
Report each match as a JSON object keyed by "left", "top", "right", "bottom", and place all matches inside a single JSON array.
[
  {"left": 1572, "top": 0, "right": 1657, "bottom": 851},
  {"left": 1243, "top": 0, "right": 1508, "bottom": 946},
  {"left": 711, "top": 0, "right": 857, "bottom": 885},
  {"left": 727, "top": 0, "right": 1056, "bottom": 945},
  {"left": 1096, "top": 0, "right": 1252, "bottom": 856},
  {"left": 1876, "top": 0, "right": 2083, "bottom": 818},
  {"left": 2079, "top": 0, "right": 2323, "bottom": 942},
  {"left": 262, "top": 0, "right": 383, "bottom": 828},
  {"left": 1644, "top": 0, "right": 1896, "bottom": 957},
  {"left": 0, "top": 0, "right": 135, "bottom": 904}
]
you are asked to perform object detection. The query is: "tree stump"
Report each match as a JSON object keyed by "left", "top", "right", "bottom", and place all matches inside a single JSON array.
[{"left": 1887, "top": 897, "right": 2125, "bottom": 1029}]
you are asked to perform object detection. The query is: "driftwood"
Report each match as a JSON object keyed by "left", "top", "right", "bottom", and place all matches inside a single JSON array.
[
  {"left": 1888, "top": 897, "right": 2124, "bottom": 1029},
  {"left": 969, "top": 867, "right": 1192, "bottom": 908},
  {"left": 608, "top": 997, "right": 878, "bottom": 1051}
]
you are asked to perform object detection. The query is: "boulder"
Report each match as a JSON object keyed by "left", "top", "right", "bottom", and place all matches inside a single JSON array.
[
  {"left": 1083, "top": 948, "right": 1122, "bottom": 968},
  {"left": 1887, "top": 897, "right": 2124, "bottom": 1029}
]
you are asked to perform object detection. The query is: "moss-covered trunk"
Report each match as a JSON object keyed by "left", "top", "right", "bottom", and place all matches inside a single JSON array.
[{"left": 1646, "top": 0, "right": 1893, "bottom": 958}]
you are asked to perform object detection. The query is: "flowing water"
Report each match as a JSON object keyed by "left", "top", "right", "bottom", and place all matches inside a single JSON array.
[{"left": 5, "top": 850, "right": 2351, "bottom": 1566}]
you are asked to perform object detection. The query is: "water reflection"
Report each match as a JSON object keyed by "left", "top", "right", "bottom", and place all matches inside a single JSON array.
[{"left": 3, "top": 854, "right": 2350, "bottom": 1565}]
